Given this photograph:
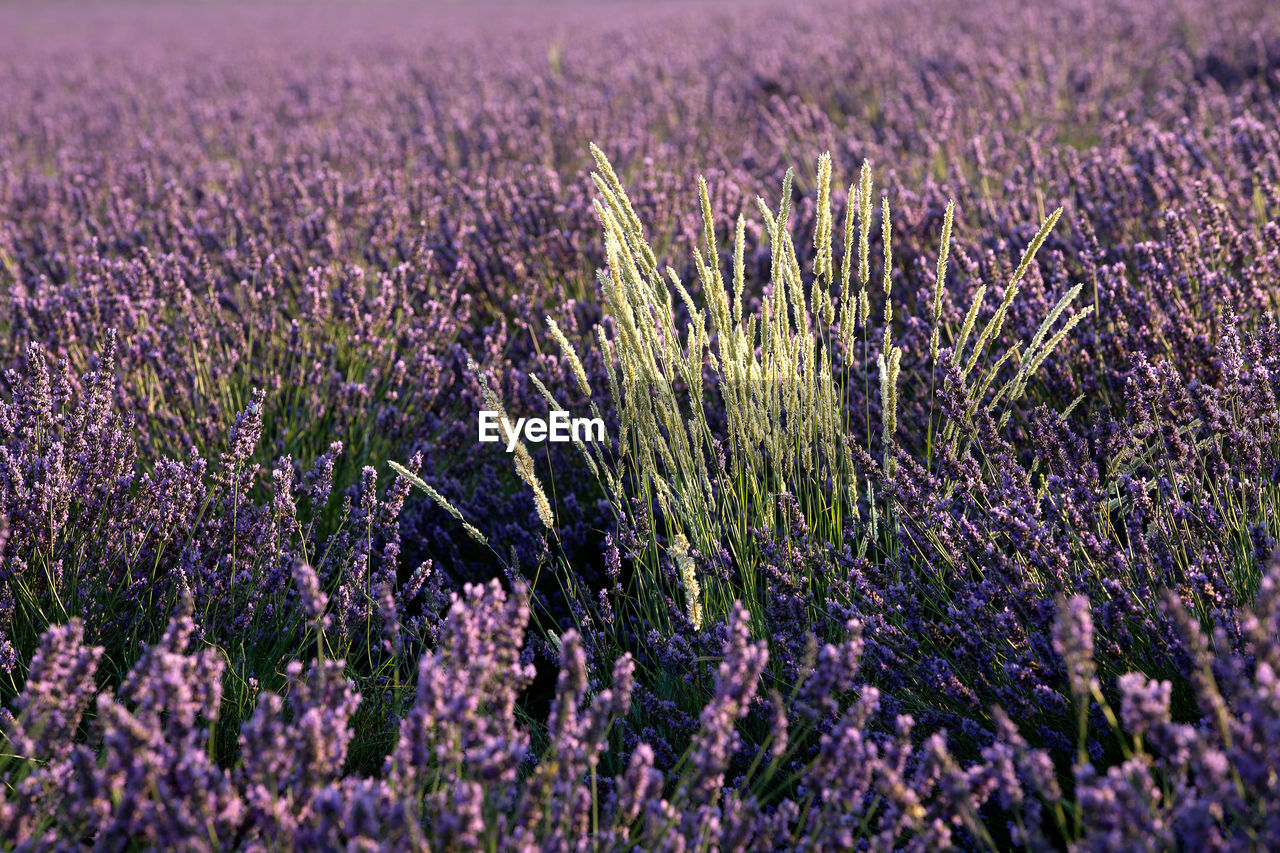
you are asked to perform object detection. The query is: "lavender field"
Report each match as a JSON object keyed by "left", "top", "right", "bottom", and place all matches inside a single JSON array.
[{"left": 2, "top": 0, "right": 1280, "bottom": 848}]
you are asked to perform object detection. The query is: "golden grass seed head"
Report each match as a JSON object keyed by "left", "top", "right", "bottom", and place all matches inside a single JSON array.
[
  {"left": 815, "top": 151, "right": 833, "bottom": 283},
  {"left": 931, "top": 200, "right": 955, "bottom": 363},
  {"left": 514, "top": 444, "right": 555, "bottom": 530},
  {"left": 841, "top": 180, "right": 857, "bottom": 291},
  {"left": 881, "top": 196, "right": 893, "bottom": 298},
  {"left": 546, "top": 316, "right": 593, "bottom": 398}
]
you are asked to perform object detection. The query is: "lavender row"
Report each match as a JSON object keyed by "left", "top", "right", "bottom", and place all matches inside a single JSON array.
[{"left": 5, "top": 560, "right": 1280, "bottom": 849}]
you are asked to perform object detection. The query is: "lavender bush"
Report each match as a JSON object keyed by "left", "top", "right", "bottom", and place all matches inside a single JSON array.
[
  {"left": 2, "top": 0, "right": 1280, "bottom": 847},
  {"left": 5, "top": 558, "right": 1280, "bottom": 849}
]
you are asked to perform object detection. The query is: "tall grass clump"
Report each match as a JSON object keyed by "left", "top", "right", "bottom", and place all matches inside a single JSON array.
[{"left": 511, "top": 145, "right": 1092, "bottom": 640}]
